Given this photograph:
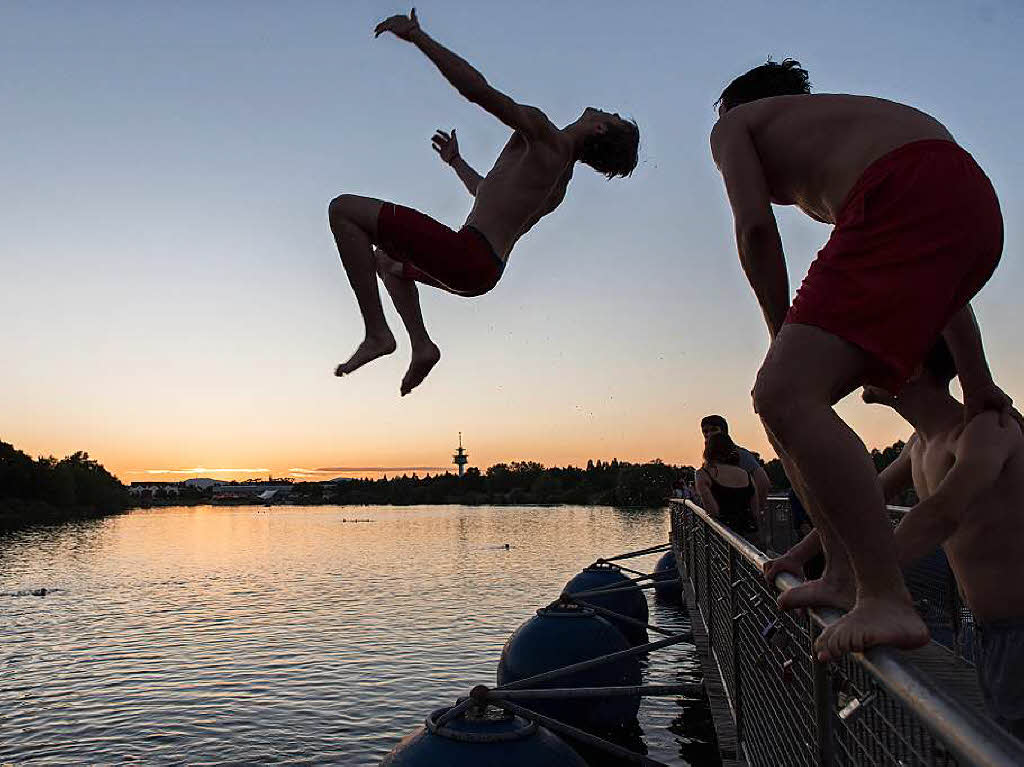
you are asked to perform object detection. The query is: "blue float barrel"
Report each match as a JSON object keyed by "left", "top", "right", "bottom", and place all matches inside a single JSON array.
[
  {"left": 652, "top": 549, "right": 682, "bottom": 601},
  {"left": 563, "top": 564, "right": 649, "bottom": 645},
  {"left": 496, "top": 602, "right": 641, "bottom": 731},
  {"left": 380, "top": 704, "right": 587, "bottom": 766}
]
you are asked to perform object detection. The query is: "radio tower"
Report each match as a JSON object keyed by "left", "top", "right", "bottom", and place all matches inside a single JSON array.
[{"left": 452, "top": 432, "right": 469, "bottom": 477}]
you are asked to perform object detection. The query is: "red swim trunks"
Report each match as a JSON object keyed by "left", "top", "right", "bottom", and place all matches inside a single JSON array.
[
  {"left": 786, "top": 139, "right": 1003, "bottom": 392},
  {"left": 376, "top": 203, "right": 505, "bottom": 297}
]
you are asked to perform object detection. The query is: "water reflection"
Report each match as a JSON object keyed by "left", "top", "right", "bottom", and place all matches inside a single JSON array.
[{"left": 1, "top": 505, "right": 711, "bottom": 765}]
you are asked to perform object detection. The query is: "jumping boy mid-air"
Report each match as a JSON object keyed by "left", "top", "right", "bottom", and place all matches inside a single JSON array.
[{"left": 329, "top": 9, "right": 639, "bottom": 395}]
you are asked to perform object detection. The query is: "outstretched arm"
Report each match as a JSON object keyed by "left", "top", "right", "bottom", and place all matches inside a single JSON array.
[
  {"left": 710, "top": 117, "right": 788, "bottom": 338},
  {"left": 375, "top": 10, "right": 560, "bottom": 143},
  {"left": 431, "top": 129, "right": 483, "bottom": 196}
]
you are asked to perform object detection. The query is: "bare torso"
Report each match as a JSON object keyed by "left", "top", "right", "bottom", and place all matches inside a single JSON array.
[
  {"left": 465, "top": 131, "right": 574, "bottom": 261},
  {"left": 727, "top": 94, "right": 954, "bottom": 223},
  {"left": 910, "top": 425, "right": 1024, "bottom": 622}
]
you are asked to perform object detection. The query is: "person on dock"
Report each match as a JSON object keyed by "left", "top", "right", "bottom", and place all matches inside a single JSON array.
[
  {"left": 329, "top": 9, "right": 639, "bottom": 395},
  {"left": 695, "top": 433, "right": 760, "bottom": 541},
  {"left": 765, "top": 339, "right": 1024, "bottom": 739},
  {"left": 711, "top": 58, "right": 1008, "bottom": 658},
  {"left": 700, "top": 415, "right": 770, "bottom": 545},
  {"left": 700, "top": 416, "right": 770, "bottom": 500}
]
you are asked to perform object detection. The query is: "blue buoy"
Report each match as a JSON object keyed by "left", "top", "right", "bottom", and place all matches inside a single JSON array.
[
  {"left": 653, "top": 549, "right": 682, "bottom": 602},
  {"left": 563, "top": 563, "right": 649, "bottom": 645},
  {"left": 380, "top": 704, "right": 587, "bottom": 766},
  {"left": 497, "top": 601, "right": 641, "bottom": 732}
]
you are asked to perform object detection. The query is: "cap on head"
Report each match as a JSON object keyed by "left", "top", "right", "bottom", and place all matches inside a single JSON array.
[{"left": 701, "top": 415, "right": 729, "bottom": 437}]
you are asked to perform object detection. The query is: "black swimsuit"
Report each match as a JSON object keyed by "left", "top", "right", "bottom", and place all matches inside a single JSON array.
[{"left": 706, "top": 467, "right": 756, "bottom": 534}]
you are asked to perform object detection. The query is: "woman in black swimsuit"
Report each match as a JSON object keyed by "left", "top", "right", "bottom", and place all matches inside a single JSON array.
[{"left": 696, "top": 433, "right": 760, "bottom": 539}]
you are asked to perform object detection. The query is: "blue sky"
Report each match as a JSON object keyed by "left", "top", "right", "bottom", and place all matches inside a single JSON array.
[{"left": 1, "top": 0, "right": 1021, "bottom": 479}]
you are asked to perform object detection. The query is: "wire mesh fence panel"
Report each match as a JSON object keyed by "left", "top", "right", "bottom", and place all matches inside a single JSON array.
[
  {"left": 669, "top": 498, "right": 1024, "bottom": 767},
  {"left": 831, "top": 654, "right": 961, "bottom": 767},
  {"left": 730, "top": 550, "right": 818, "bottom": 767}
]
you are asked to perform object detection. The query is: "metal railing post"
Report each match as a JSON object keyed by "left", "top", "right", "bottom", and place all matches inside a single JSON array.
[
  {"left": 690, "top": 510, "right": 700, "bottom": 604},
  {"left": 810, "top": 619, "right": 835, "bottom": 767},
  {"left": 729, "top": 545, "right": 743, "bottom": 744},
  {"left": 703, "top": 521, "right": 712, "bottom": 618}
]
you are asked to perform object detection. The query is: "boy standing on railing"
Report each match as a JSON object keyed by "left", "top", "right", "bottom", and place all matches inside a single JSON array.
[
  {"left": 766, "top": 338, "right": 1024, "bottom": 740},
  {"left": 711, "top": 58, "right": 1011, "bottom": 659}
]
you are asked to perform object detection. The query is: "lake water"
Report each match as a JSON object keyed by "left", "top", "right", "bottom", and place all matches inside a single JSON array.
[{"left": 1, "top": 505, "right": 717, "bottom": 765}]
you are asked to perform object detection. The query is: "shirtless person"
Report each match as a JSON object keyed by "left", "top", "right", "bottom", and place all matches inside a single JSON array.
[
  {"left": 765, "top": 340, "right": 1024, "bottom": 739},
  {"left": 329, "top": 9, "right": 639, "bottom": 395},
  {"left": 711, "top": 59, "right": 1006, "bottom": 657}
]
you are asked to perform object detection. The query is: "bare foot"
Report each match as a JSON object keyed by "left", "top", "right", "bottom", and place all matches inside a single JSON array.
[
  {"left": 814, "top": 596, "right": 929, "bottom": 662},
  {"left": 335, "top": 332, "right": 396, "bottom": 377},
  {"left": 777, "top": 575, "right": 855, "bottom": 612},
  {"left": 400, "top": 342, "right": 441, "bottom": 396}
]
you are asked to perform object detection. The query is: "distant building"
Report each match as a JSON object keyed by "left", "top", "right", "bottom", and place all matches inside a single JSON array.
[
  {"left": 127, "top": 481, "right": 180, "bottom": 497},
  {"left": 211, "top": 484, "right": 293, "bottom": 503},
  {"left": 181, "top": 478, "right": 221, "bottom": 490}
]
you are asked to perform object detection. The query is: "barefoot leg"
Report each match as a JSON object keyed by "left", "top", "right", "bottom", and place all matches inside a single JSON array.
[
  {"left": 754, "top": 324, "right": 927, "bottom": 657},
  {"left": 374, "top": 248, "right": 442, "bottom": 396},
  {"left": 766, "top": 441, "right": 856, "bottom": 611},
  {"left": 816, "top": 597, "right": 930, "bottom": 661},
  {"left": 328, "top": 195, "right": 396, "bottom": 375}
]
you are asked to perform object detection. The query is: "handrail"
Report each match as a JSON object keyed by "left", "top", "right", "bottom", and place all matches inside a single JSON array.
[{"left": 674, "top": 498, "right": 1024, "bottom": 767}]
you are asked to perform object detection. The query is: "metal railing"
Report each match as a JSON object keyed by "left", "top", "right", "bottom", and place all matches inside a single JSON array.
[
  {"left": 762, "top": 496, "right": 977, "bottom": 665},
  {"left": 671, "top": 498, "right": 1024, "bottom": 767}
]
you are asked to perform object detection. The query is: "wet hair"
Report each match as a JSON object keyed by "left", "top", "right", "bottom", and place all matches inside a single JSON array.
[
  {"left": 716, "top": 58, "right": 811, "bottom": 113},
  {"left": 922, "top": 337, "right": 957, "bottom": 385},
  {"left": 581, "top": 117, "right": 640, "bottom": 179},
  {"left": 704, "top": 433, "right": 741, "bottom": 466},
  {"left": 700, "top": 414, "right": 729, "bottom": 435}
]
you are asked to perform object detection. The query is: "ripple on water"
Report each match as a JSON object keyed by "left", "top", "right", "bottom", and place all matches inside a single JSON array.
[{"left": 0, "top": 505, "right": 714, "bottom": 765}]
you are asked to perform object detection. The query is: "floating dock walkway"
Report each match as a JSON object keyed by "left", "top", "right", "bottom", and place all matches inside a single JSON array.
[{"left": 669, "top": 497, "right": 1024, "bottom": 767}]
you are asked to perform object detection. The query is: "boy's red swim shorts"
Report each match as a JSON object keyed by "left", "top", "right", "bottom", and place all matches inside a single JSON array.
[
  {"left": 376, "top": 203, "right": 505, "bottom": 297},
  {"left": 785, "top": 140, "right": 1003, "bottom": 392}
]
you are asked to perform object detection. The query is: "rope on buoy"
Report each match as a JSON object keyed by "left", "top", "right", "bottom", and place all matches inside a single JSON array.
[
  {"left": 433, "top": 696, "right": 477, "bottom": 728},
  {"left": 596, "top": 542, "right": 671, "bottom": 563},
  {"left": 495, "top": 631, "right": 692, "bottom": 691},
  {"left": 567, "top": 567, "right": 679, "bottom": 595},
  {"left": 419, "top": 540, "right": 687, "bottom": 763},
  {"left": 563, "top": 579, "right": 679, "bottom": 600},
  {"left": 490, "top": 698, "right": 671, "bottom": 767},
  {"left": 604, "top": 562, "right": 651, "bottom": 577},
  {"left": 566, "top": 597, "right": 682, "bottom": 637},
  {"left": 426, "top": 705, "right": 537, "bottom": 743}
]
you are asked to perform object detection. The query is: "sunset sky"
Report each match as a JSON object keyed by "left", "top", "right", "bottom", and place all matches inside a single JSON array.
[{"left": 2, "top": 1, "right": 1021, "bottom": 482}]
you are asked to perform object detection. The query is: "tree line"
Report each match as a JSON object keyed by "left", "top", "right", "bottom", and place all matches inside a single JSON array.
[
  {"left": 0, "top": 437, "right": 913, "bottom": 527},
  {"left": 0, "top": 440, "right": 130, "bottom": 527},
  {"left": 291, "top": 459, "right": 692, "bottom": 508}
]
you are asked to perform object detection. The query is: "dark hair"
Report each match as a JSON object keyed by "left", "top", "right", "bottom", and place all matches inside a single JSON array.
[
  {"left": 700, "top": 414, "right": 728, "bottom": 434},
  {"left": 704, "top": 433, "right": 741, "bottom": 466},
  {"left": 922, "top": 337, "right": 957, "bottom": 385},
  {"left": 581, "top": 117, "right": 640, "bottom": 179},
  {"left": 716, "top": 58, "right": 811, "bottom": 113}
]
